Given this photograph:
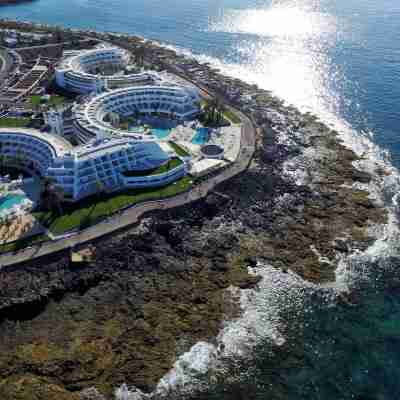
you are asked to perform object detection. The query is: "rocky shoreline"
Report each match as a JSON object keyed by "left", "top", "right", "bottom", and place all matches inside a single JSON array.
[
  {"left": 0, "top": 0, "right": 35, "bottom": 5},
  {"left": 0, "top": 22, "right": 390, "bottom": 400}
]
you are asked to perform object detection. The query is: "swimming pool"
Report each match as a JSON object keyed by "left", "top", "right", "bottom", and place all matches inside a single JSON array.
[
  {"left": 151, "top": 128, "right": 171, "bottom": 139},
  {"left": 0, "top": 194, "right": 27, "bottom": 213},
  {"left": 192, "top": 127, "right": 209, "bottom": 145}
]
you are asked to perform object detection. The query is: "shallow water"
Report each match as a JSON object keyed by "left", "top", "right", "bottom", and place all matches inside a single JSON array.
[
  {"left": 1, "top": 0, "right": 400, "bottom": 398},
  {"left": 0, "top": 193, "right": 26, "bottom": 212},
  {"left": 195, "top": 268, "right": 400, "bottom": 400}
]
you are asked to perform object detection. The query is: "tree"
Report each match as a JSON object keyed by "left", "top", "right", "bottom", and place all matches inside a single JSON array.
[
  {"left": 203, "top": 97, "right": 224, "bottom": 126},
  {"left": 135, "top": 46, "right": 146, "bottom": 68},
  {"left": 54, "top": 28, "right": 63, "bottom": 43},
  {"left": 40, "top": 178, "right": 64, "bottom": 215},
  {"left": 216, "top": 97, "right": 225, "bottom": 124},
  {"left": 95, "top": 179, "right": 105, "bottom": 199},
  {"left": 0, "top": 154, "right": 6, "bottom": 176}
]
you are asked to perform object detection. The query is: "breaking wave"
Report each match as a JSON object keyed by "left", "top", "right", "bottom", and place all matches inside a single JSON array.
[
  {"left": 115, "top": 95, "right": 400, "bottom": 399},
  {"left": 117, "top": 11, "right": 400, "bottom": 399}
]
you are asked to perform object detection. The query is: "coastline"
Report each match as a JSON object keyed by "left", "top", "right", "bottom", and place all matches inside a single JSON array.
[
  {"left": 0, "top": 19, "right": 394, "bottom": 400},
  {"left": 0, "top": 0, "right": 34, "bottom": 5}
]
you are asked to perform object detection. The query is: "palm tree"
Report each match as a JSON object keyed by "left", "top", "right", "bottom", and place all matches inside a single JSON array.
[
  {"left": 0, "top": 153, "right": 6, "bottom": 176},
  {"left": 208, "top": 98, "right": 217, "bottom": 124},
  {"left": 54, "top": 28, "right": 63, "bottom": 43},
  {"left": 135, "top": 45, "right": 146, "bottom": 68},
  {"left": 40, "top": 178, "right": 64, "bottom": 216},
  {"left": 95, "top": 179, "right": 105, "bottom": 199},
  {"left": 216, "top": 97, "right": 225, "bottom": 124},
  {"left": 205, "top": 97, "right": 224, "bottom": 125}
]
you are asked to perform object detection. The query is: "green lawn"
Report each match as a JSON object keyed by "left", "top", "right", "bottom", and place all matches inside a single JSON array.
[
  {"left": 36, "top": 176, "right": 192, "bottom": 235},
  {"left": 0, "top": 234, "right": 49, "bottom": 254},
  {"left": 0, "top": 117, "right": 31, "bottom": 128},
  {"left": 30, "top": 95, "right": 66, "bottom": 108},
  {"left": 29, "top": 95, "right": 41, "bottom": 107},
  {"left": 223, "top": 109, "right": 241, "bottom": 124},
  {"left": 122, "top": 158, "right": 183, "bottom": 177},
  {"left": 48, "top": 95, "right": 66, "bottom": 107},
  {"left": 169, "top": 141, "right": 190, "bottom": 157}
]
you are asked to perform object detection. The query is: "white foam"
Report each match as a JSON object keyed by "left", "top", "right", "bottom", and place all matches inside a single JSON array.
[
  {"left": 115, "top": 265, "right": 325, "bottom": 399},
  {"left": 116, "top": 24, "right": 400, "bottom": 400},
  {"left": 115, "top": 109, "right": 400, "bottom": 400}
]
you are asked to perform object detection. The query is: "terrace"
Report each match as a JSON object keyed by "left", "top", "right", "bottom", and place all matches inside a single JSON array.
[{"left": 121, "top": 157, "right": 183, "bottom": 177}]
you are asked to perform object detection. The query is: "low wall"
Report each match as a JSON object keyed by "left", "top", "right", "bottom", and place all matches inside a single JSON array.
[{"left": 121, "top": 164, "right": 186, "bottom": 188}]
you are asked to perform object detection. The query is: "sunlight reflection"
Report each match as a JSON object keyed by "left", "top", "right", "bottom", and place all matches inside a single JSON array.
[
  {"left": 210, "top": 1, "right": 337, "bottom": 39},
  {"left": 208, "top": 0, "right": 342, "bottom": 120}
]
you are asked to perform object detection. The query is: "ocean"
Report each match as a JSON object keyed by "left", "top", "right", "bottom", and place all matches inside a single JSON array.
[{"left": 1, "top": 0, "right": 400, "bottom": 398}]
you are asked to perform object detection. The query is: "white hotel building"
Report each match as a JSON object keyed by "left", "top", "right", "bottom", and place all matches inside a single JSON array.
[
  {"left": 73, "top": 85, "right": 201, "bottom": 142},
  {"left": 0, "top": 128, "right": 187, "bottom": 201},
  {"left": 55, "top": 46, "right": 160, "bottom": 94},
  {"left": 0, "top": 47, "right": 203, "bottom": 201}
]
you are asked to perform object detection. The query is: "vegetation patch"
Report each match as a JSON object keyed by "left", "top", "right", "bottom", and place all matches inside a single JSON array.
[
  {"left": 200, "top": 99, "right": 231, "bottom": 127},
  {"left": 0, "top": 117, "right": 31, "bottom": 128},
  {"left": 36, "top": 176, "right": 192, "bottom": 235},
  {"left": 122, "top": 157, "right": 183, "bottom": 177},
  {"left": 29, "top": 95, "right": 66, "bottom": 108},
  {"left": 223, "top": 109, "right": 241, "bottom": 124},
  {"left": 0, "top": 234, "right": 49, "bottom": 254},
  {"left": 168, "top": 141, "right": 190, "bottom": 157}
]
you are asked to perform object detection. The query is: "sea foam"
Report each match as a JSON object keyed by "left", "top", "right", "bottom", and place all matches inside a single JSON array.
[{"left": 115, "top": 41, "right": 400, "bottom": 400}]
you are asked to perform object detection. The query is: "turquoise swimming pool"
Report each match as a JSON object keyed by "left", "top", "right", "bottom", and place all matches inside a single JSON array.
[
  {"left": 192, "top": 127, "right": 209, "bottom": 145},
  {"left": 127, "top": 124, "right": 171, "bottom": 139},
  {"left": 151, "top": 128, "right": 171, "bottom": 139},
  {"left": 0, "top": 194, "right": 26, "bottom": 213}
]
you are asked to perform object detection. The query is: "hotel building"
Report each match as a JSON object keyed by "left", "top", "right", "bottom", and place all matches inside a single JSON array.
[
  {"left": 0, "top": 128, "right": 187, "bottom": 201},
  {"left": 55, "top": 46, "right": 160, "bottom": 94},
  {"left": 73, "top": 85, "right": 201, "bottom": 142}
]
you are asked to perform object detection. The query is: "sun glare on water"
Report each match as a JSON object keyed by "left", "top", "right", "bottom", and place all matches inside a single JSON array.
[
  {"left": 210, "top": 0, "right": 336, "bottom": 39},
  {"left": 208, "top": 0, "right": 344, "bottom": 121}
]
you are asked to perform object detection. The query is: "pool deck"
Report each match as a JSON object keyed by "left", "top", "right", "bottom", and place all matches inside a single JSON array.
[{"left": 0, "top": 213, "right": 44, "bottom": 245}]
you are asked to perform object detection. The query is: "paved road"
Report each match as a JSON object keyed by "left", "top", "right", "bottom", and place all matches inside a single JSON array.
[
  {"left": 0, "top": 48, "right": 13, "bottom": 84},
  {"left": 0, "top": 82, "right": 256, "bottom": 268},
  {"left": 0, "top": 52, "right": 5, "bottom": 75},
  {"left": 14, "top": 38, "right": 93, "bottom": 51}
]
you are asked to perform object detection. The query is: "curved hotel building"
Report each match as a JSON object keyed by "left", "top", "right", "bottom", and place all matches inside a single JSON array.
[
  {"left": 0, "top": 128, "right": 187, "bottom": 201},
  {"left": 0, "top": 46, "right": 202, "bottom": 201},
  {"left": 73, "top": 85, "right": 201, "bottom": 142},
  {"left": 55, "top": 46, "right": 160, "bottom": 94}
]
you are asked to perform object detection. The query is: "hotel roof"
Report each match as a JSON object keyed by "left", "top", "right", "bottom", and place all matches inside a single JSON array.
[{"left": 0, "top": 127, "right": 73, "bottom": 157}]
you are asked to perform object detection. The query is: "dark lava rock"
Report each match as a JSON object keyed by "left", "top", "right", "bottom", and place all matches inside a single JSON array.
[
  {"left": 0, "top": 58, "right": 388, "bottom": 400},
  {"left": 333, "top": 239, "right": 349, "bottom": 253},
  {"left": 351, "top": 169, "right": 372, "bottom": 183}
]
